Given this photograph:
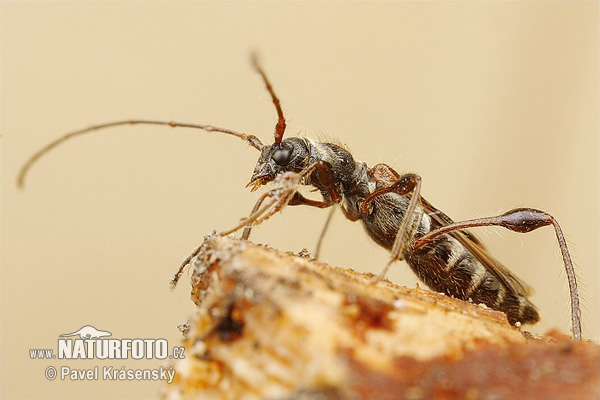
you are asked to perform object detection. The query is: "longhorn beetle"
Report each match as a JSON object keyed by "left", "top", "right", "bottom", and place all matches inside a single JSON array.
[{"left": 17, "top": 55, "right": 582, "bottom": 340}]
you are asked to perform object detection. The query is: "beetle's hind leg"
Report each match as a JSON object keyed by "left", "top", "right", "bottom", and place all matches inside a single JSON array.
[{"left": 411, "top": 208, "right": 581, "bottom": 340}]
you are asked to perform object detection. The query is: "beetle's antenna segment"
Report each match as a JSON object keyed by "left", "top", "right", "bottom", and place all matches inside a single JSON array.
[
  {"left": 17, "top": 119, "right": 264, "bottom": 189},
  {"left": 251, "top": 54, "right": 286, "bottom": 144}
]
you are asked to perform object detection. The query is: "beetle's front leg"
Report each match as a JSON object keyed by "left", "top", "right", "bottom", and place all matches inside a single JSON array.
[
  {"left": 226, "top": 174, "right": 300, "bottom": 240},
  {"left": 288, "top": 192, "right": 334, "bottom": 208},
  {"left": 234, "top": 160, "right": 339, "bottom": 240},
  {"left": 174, "top": 162, "right": 339, "bottom": 284},
  {"left": 287, "top": 162, "right": 342, "bottom": 258},
  {"left": 171, "top": 187, "right": 286, "bottom": 288}
]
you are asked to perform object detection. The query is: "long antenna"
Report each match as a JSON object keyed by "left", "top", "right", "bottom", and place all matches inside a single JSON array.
[
  {"left": 251, "top": 54, "right": 286, "bottom": 144},
  {"left": 17, "top": 119, "right": 264, "bottom": 189}
]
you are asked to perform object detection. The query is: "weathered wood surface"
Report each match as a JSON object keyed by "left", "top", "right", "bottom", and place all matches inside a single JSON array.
[{"left": 163, "top": 236, "right": 599, "bottom": 399}]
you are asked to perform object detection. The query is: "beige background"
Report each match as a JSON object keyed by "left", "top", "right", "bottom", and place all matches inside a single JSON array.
[{"left": 2, "top": 1, "right": 598, "bottom": 398}]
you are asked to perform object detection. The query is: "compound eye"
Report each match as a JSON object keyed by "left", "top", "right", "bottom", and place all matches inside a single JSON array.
[{"left": 272, "top": 148, "right": 292, "bottom": 166}]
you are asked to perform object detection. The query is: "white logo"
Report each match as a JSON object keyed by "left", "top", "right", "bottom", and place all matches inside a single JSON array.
[
  {"left": 30, "top": 324, "right": 183, "bottom": 384},
  {"left": 55, "top": 325, "right": 175, "bottom": 360},
  {"left": 59, "top": 325, "right": 112, "bottom": 340}
]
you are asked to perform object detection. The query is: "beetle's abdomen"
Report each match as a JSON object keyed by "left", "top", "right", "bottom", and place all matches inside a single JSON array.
[
  {"left": 405, "top": 235, "right": 540, "bottom": 325},
  {"left": 357, "top": 192, "right": 539, "bottom": 325}
]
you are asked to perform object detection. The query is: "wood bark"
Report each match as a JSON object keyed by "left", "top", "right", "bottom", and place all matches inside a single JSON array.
[{"left": 162, "top": 236, "right": 599, "bottom": 399}]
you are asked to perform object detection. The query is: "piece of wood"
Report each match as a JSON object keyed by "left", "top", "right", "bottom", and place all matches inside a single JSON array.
[{"left": 163, "top": 236, "right": 599, "bottom": 399}]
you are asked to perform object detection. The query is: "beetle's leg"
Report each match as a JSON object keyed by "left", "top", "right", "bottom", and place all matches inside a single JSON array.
[
  {"left": 171, "top": 189, "right": 284, "bottom": 288},
  {"left": 287, "top": 162, "right": 341, "bottom": 259},
  {"left": 171, "top": 189, "right": 282, "bottom": 287},
  {"left": 242, "top": 159, "right": 342, "bottom": 240},
  {"left": 288, "top": 192, "right": 333, "bottom": 208},
  {"left": 171, "top": 247, "right": 200, "bottom": 289},
  {"left": 339, "top": 204, "right": 361, "bottom": 222},
  {"left": 171, "top": 236, "right": 221, "bottom": 289},
  {"left": 286, "top": 161, "right": 339, "bottom": 260},
  {"left": 368, "top": 163, "right": 401, "bottom": 186},
  {"left": 360, "top": 173, "right": 423, "bottom": 282},
  {"left": 222, "top": 186, "right": 294, "bottom": 239},
  {"left": 179, "top": 161, "right": 341, "bottom": 280},
  {"left": 411, "top": 207, "right": 581, "bottom": 340},
  {"left": 314, "top": 207, "right": 336, "bottom": 260},
  {"left": 287, "top": 160, "right": 341, "bottom": 209},
  {"left": 239, "top": 191, "right": 280, "bottom": 240},
  {"left": 288, "top": 192, "right": 338, "bottom": 259}
]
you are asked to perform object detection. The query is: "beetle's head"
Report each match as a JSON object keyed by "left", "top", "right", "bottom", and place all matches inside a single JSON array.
[{"left": 247, "top": 138, "right": 309, "bottom": 191}]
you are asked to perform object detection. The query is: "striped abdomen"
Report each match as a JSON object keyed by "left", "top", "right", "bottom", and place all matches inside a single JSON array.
[
  {"left": 404, "top": 234, "right": 539, "bottom": 325},
  {"left": 357, "top": 191, "right": 539, "bottom": 325}
]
